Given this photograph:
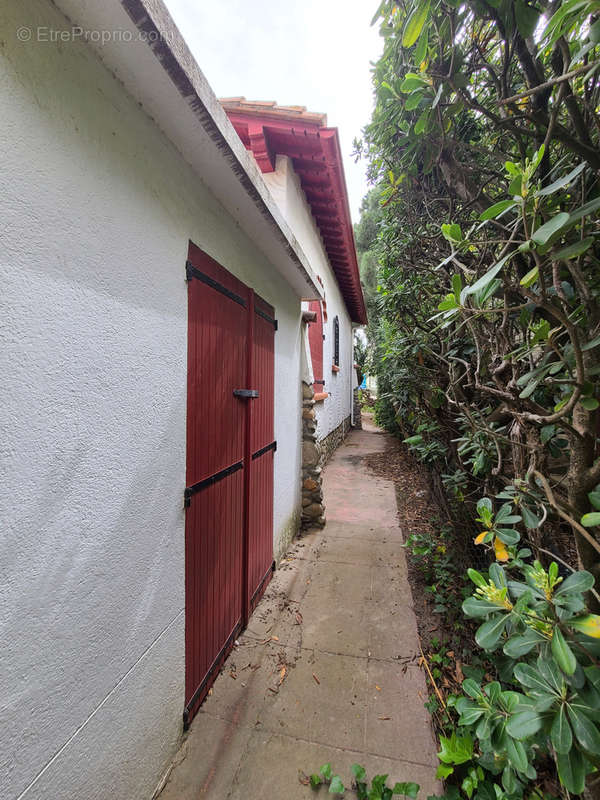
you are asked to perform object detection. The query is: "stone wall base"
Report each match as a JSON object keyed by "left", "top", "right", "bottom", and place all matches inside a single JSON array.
[
  {"left": 353, "top": 387, "right": 362, "bottom": 430},
  {"left": 301, "top": 381, "right": 325, "bottom": 529},
  {"left": 319, "top": 415, "right": 352, "bottom": 465}
]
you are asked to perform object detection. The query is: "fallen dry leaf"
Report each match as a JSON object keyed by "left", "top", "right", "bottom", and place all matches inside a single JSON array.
[
  {"left": 375, "top": 685, "right": 382, "bottom": 691},
  {"left": 271, "top": 636, "right": 279, "bottom": 642},
  {"left": 312, "top": 673, "right": 320, "bottom": 685},
  {"left": 298, "top": 772, "right": 310, "bottom": 786},
  {"left": 278, "top": 666, "right": 287, "bottom": 685},
  {"left": 378, "top": 716, "right": 391, "bottom": 720},
  {"left": 295, "top": 613, "right": 303, "bottom": 625}
]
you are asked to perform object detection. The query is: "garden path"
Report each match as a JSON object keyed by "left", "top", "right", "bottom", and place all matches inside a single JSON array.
[{"left": 157, "top": 418, "right": 441, "bottom": 799}]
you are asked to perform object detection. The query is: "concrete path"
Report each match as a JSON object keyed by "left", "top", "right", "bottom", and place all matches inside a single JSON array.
[{"left": 158, "top": 421, "right": 440, "bottom": 800}]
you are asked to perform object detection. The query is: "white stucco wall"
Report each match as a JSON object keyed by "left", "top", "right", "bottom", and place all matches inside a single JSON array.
[
  {"left": 262, "top": 157, "right": 354, "bottom": 440},
  {"left": 0, "top": 1, "right": 302, "bottom": 797}
]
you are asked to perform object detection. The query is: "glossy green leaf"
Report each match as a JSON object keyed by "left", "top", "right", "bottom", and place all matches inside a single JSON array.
[
  {"left": 467, "top": 568, "right": 487, "bottom": 588},
  {"left": 462, "top": 596, "right": 505, "bottom": 617},
  {"left": 400, "top": 74, "right": 429, "bottom": 92},
  {"left": 551, "top": 627, "right": 577, "bottom": 675},
  {"left": 555, "top": 570, "right": 594, "bottom": 595},
  {"left": 521, "top": 504, "right": 541, "bottom": 529},
  {"left": 441, "top": 223, "right": 463, "bottom": 243},
  {"left": 551, "top": 705, "right": 573, "bottom": 754},
  {"left": 414, "top": 110, "right": 429, "bottom": 135},
  {"left": 553, "top": 236, "right": 593, "bottom": 260},
  {"left": 405, "top": 92, "right": 423, "bottom": 111},
  {"left": 465, "top": 254, "right": 511, "bottom": 295},
  {"left": 567, "top": 703, "right": 600, "bottom": 753},
  {"left": 437, "top": 733, "right": 473, "bottom": 765},
  {"left": 435, "top": 765, "right": 454, "bottom": 780},
  {"left": 414, "top": 27, "right": 429, "bottom": 63},
  {"left": 402, "top": 1, "right": 431, "bottom": 47},
  {"left": 581, "top": 512, "right": 600, "bottom": 527},
  {"left": 392, "top": 781, "right": 420, "bottom": 797},
  {"left": 556, "top": 747, "right": 586, "bottom": 794},
  {"left": 503, "top": 628, "right": 546, "bottom": 658},
  {"left": 588, "top": 489, "right": 600, "bottom": 510},
  {"left": 569, "top": 195, "right": 600, "bottom": 223},
  {"left": 506, "top": 709, "right": 543, "bottom": 739},
  {"left": 515, "top": 0, "right": 540, "bottom": 38},
  {"left": 505, "top": 735, "right": 528, "bottom": 773},
  {"left": 496, "top": 528, "right": 520, "bottom": 545},
  {"left": 475, "top": 614, "right": 508, "bottom": 649},
  {"left": 513, "top": 663, "right": 554, "bottom": 694},
  {"left": 479, "top": 199, "right": 516, "bottom": 221},
  {"left": 531, "top": 212, "right": 570, "bottom": 246},
  {"left": 520, "top": 265, "right": 539, "bottom": 287},
  {"left": 536, "top": 162, "right": 586, "bottom": 196}
]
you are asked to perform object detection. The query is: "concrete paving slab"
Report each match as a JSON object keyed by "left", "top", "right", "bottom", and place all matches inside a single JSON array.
[
  {"left": 228, "top": 731, "right": 442, "bottom": 800},
  {"left": 262, "top": 648, "right": 368, "bottom": 750},
  {"left": 158, "top": 420, "right": 440, "bottom": 800},
  {"left": 366, "top": 660, "right": 439, "bottom": 766},
  {"left": 159, "top": 713, "right": 253, "bottom": 800},
  {"left": 317, "top": 533, "right": 407, "bottom": 566}
]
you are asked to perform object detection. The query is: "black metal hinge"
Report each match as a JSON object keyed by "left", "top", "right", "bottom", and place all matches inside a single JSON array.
[
  {"left": 184, "top": 460, "right": 243, "bottom": 508},
  {"left": 252, "top": 440, "right": 277, "bottom": 460},
  {"left": 255, "top": 307, "right": 278, "bottom": 330},
  {"left": 233, "top": 389, "right": 259, "bottom": 399},
  {"left": 185, "top": 261, "right": 246, "bottom": 308}
]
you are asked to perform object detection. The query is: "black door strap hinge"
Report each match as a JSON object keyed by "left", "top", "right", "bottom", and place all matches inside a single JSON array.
[
  {"left": 233, "top": 389, "right": 259, "bottom": 399},
  {"left": 252, "top": 440, "right": 277, "bottom": 460},
  {"left": 184, "top": 460, "right": 244, "bottom": 508},
  {"left": 254, "top": 307, "right": 278, "bottom": 330}
]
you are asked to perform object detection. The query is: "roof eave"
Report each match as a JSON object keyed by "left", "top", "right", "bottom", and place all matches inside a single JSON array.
[{"left": 51, "top": 0, "right": 323, "bottom": 302}]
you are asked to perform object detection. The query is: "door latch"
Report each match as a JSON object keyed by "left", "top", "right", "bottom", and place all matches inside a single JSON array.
[{"left": 233, "top": 389, "right": 259, "bottom": 399}]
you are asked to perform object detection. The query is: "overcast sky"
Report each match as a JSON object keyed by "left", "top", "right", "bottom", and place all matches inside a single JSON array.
[{"left": 162, "top": 0, "right": 383, "bottom": 221}]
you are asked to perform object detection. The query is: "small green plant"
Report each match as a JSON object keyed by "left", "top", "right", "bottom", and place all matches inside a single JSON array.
[
  {"left": 454, "top": 560, "right": 600, "bottom": 796},
  {"left": 403, "top": 422, "right": 447, "bottom": 465},
  {"left": 309, "top": 764, "right": 420, "bottom": 799}
]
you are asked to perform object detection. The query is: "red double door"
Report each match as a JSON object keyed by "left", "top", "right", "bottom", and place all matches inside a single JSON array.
[{"left": 184, "top": 242, "right": 275, "bottom": 726}]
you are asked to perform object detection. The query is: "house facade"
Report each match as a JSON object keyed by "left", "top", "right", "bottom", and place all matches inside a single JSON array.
[
  {"left": 221, "top": 100, "right": 365, "bottom": 454},
  {"left": 1, "top": 1, "right": 365, "bottom": 799}
]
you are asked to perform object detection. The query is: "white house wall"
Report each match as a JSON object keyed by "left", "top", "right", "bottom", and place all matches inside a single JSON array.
[
  {"left": 0, "top": 0, "right": 302, "bottom": 797},
  {"left": 262, "top": 156, "right": 354, "bottom": 440}
]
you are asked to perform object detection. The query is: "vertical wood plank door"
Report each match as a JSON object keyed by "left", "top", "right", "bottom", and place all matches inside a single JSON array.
[
  {"left": 245, "top": 292, "right": 276, "bottom": 619},
  {"left": 184, "top": 245, "right": 276, "bottom": 728},
  {"left": 184, "top": 243, "right": 249, "bottom": 726}
]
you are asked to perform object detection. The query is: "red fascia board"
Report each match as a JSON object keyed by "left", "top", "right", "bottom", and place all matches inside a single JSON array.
[
  {"left": 317, "top": 129, "right": 366, "bottom": 324},
  {"left": 224, "top": 111, "right": 367, "bottom": 324}
]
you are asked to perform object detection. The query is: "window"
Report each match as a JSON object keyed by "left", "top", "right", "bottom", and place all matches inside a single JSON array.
[{"left": 333, "top": 316, "right": 340, "bottom": 367}]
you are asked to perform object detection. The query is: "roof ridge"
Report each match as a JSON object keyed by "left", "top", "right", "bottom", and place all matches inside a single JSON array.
[{"left": 220, "top": 97, "right": 327, "bottom": 126}]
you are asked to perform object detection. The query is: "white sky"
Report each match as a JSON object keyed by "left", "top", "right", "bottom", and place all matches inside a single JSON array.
[{"left": 162, "top": 0, "right": 383, "bottom": 221}]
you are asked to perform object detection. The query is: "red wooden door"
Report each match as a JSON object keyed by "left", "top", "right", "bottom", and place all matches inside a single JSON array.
[
  {"left": 245, "top": 292, "right": 276, "bottom": 618},
  {"left": 184, "top": 244, "right": 275, "bottom": 727}
]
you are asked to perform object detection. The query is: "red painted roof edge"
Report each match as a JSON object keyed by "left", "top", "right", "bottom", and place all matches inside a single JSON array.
[
  {"left": 318, "top": 128, "right": 366, "bottom": 324},
  {"left": 220, "top": 100, "right": 367, "bottom": 325}
]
